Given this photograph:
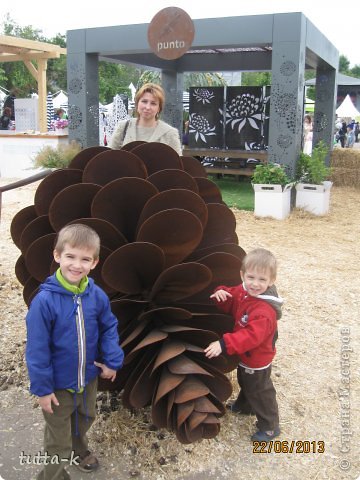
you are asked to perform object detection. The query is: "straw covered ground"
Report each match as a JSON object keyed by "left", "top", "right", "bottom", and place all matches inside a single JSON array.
[{"left": 0, "top": 181, "right": 359, "bottom": 480}]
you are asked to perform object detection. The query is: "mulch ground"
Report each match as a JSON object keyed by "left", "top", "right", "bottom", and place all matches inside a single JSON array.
[{"left": 0, "top": 181, "right": 359, "bottom": 480}]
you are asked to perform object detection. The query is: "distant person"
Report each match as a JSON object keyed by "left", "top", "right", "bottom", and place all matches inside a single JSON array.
[
  {"left": 3, "top": 93, "right": 16, "bottom": 120},
  {"left": 54, "top": 108, "right": 67, "bottom": 120},
  {"left": 0, "top": 107, "right": 12, "bottom": 130},
  {"left": 204, "top": 248, "right": 283, "bottom": 442},
  {"left": 355, "top": 122, "right": 359, "bottom": 143},
  {"left": 337, "top": 121, "right": 347, "bottom": 148},
  {"left": 303, "top": 114, "right": 313, "bottom": 155},
  {"left": 109, "top": 83, "right": 182, "bottom": 155},
  {"left": 345, "top": 124, "right": 355, "bottom": 148},
  {"left": 25, "top": 223, "right": 124, "bottom": 479}
]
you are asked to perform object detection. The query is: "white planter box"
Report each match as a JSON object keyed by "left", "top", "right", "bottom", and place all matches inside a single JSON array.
[
  {"left": 295, "top": 181, "right": 333, "bottom": 215},
  {"left": 253, "top": 183, "right": 293, "bottom": 220}
]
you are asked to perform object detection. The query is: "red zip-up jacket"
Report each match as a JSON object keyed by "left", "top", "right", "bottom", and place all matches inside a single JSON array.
[{"left": 213, "top": 283, "right": 283, "bottom": 368}]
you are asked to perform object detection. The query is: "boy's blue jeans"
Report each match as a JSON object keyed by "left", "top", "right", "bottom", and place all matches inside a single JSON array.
[{"left": 36, "top": 377, "right": 97, "bottom": 480}]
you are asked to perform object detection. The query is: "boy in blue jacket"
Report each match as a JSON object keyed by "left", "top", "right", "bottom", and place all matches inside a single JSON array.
[{"left": 26, "top": 223, "right": 124, "bottom": 479}]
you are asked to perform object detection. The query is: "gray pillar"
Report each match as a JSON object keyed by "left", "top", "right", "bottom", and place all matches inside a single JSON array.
[
  {"left": 67, "top": 30, "right": 99, "bottom": 148},
  {"left": 313, "top": 68, "right": 337, "bottom": 165},
  {"left": 161, "top": 70, "right": 184, "bottom": 136},
  {"left": 268, "top": 14, "right": 306, "bottom": 176}
]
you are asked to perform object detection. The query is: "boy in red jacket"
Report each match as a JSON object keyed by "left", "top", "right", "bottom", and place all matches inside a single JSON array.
[{"left": 204, "top": 248, "right": 283, "bottom": 442}]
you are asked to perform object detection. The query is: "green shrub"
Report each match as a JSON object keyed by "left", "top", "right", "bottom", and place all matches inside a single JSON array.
[
  {"left": 296, "top": 141, "right": 331, "bottom": 184},
  {"left": 33, "top": 141, "right": 81, "bottom": 169},
  {"left": 251, "top": 162, "right": 291, "bottom": 185}
]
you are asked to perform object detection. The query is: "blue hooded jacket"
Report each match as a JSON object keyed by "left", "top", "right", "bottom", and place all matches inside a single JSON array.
[{"left": 26, "top": 273, "right": 124, "bottom": 397}]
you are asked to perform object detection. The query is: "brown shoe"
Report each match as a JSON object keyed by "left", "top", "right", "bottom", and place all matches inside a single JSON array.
[{"left": 77, "top": 451, "right": 99, "bottom": 473}]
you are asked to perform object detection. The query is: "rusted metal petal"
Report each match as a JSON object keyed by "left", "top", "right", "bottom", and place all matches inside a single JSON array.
[
  {"left": 150, "top": 262, "right": 212, "bottom": 302},
  {"left": 186, "top": 243, "right": 246, "bottom": 262},
  {"left": 197, "top": 203, "right": 237, "bottom": 249},
  {"left": 180, "top": 156, "right": 207, "bottom": 178},
  {"left": 82, "top": 150, "right": 147, "bottom": 185},
  {"left": 199, "top": 252, "right": 242, "bottom": 286},
  {"left": 137, "top": 189, "right": 208, "bottom": 232},
  {"left": 202, "top": 423, "right": 220, "bottom": 439},
  {"left": 131, "top": 142, "right": 182, "bottom": 175},
  {"left": 15, "top": 255, "right": 31, "bottom": 286},
  {"left": 121, "top": 320, "right": 150, "bottom": 352},
  {"left": 10, "top": 205, "right": 38, "bottom": 249},
  {"left": 129, "top": 356, "right": 159, "bottom": 408},
  {"left": 126, "top": 329, "right": 168, "bottom": 358},
  {"left": 147, "top": 169, "right": 199, "bottom": 193},
  {"left": 68, "top": 218, "right": 127, "bottom": 251},
  {"left": 194, "top": 396, "right": 221, "bottom": 414},
  {"left": 166, "top": 389, "right": 176, "bottom": 430},
  {"left": 177, "top": 400, "right": 195, "bottom": 427},
  {"left": 175, "top": 423, "right": 192, "bottom": 444},
  {"left": 122, "top": 347, "right": 158, "bottom": 409},
  {"left": 120, "top": 140, "right": 146, "bottom": 151},
  {"left": 34, "top": 169, "right": 83, "bottom": 215},
  {"left": 88, "top": 245, "right": 117, "bottom": 295},
  {"left": 102, "top": 242, "right": 165, "bottom": 294},
  {"left": 154, "top": 367, "right": 186, "bottom": 405},
  {"left": 173, "top": 313, "right": 234, "bottom": 337},
  {"left": 184, "top": 422, "right": 204, "bottom": 442},
  {"left": 68, "top": 146, "right": 109, "bottom": 170},
  {"left": 23, "top": 276, "right": 40, "bottom": 307},
  {"left": 152, "top": 340, "right": 186, "bottom": 373},
  {"left": 188, "top": 411, "right": 208, "bottom": 430},
  {"left": 161, "top": 325, "right": 219, "bottom": 348},
  {"left": 19, "top": 215, "right": 54, "bottom": 255},
  {"left": 174, "top": 376, "right": 210, "bottom": 403},
  {"left": 137, "top": 209, "right": 203, "bottom": 268},
  {"left": 25, "top": 233, "right": 56, "bottom": 282},
  {"left": 91, "top": 177, "right": 158, "bottom": 241},
  {"left": 139, "top": 307, "right": 192, "bottom": 326},
  {"left": 194, "top": 363, "right": 233, "bottom": 402},
  {"left": 168, "top": 354, "right": 213, "bottom": 376},
  {"left": 49, "top": 183, "right": 101, "bottom": 232},
  {"left": 110, "top": 298, "right": 148, "bottom": 334},
  {"left": 151, "top": 394, "right": 168, "bottom": 429},
  {"left": 202, "top": 413, "right": 220, "bottom": 424},
  {"left": 195, "top": 177, "right": 223, "bottom": 203}
]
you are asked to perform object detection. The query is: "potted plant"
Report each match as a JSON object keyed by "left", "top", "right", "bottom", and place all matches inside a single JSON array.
[
  {"left": 251, "top": 162, "right": 293, "bottom": 220},
  {"left": 295, "top": 140, "right": 333, "bottom": 215}
]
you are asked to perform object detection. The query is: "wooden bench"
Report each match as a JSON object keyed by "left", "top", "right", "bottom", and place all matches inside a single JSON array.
[{"left": 182, "top": 148, "right": 268, "bottom": 177}]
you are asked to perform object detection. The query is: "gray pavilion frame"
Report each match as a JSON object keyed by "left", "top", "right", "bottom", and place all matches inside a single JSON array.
[{"left": 66, "top": 12, "right": 338, "bottom": 173}]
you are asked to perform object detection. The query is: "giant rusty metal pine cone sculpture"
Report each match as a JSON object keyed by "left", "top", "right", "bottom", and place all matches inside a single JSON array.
[{"left": 11, "top": 142, "right": 246, "bottom": 444}]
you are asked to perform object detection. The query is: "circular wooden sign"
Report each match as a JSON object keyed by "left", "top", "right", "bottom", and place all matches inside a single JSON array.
[{"left": 148, "top": 7, "right": 195, "bottom": 60}]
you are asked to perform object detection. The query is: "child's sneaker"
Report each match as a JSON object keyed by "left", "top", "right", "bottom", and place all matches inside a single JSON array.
[
  {"left": 251, "top": 429, "right": 280, "bottom": 442},
  {"left": 77, "top": 451, "right": 99, "bottom": 473}
]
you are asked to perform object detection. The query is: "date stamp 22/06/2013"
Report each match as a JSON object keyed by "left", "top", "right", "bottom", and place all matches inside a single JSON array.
[{"left": 253, "top": 440, "right": 325, "bottom": 454}]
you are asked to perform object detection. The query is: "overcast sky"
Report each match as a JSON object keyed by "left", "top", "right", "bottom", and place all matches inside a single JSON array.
[{"left": 1, "top": 0, "right": 359, "bottom": 67}]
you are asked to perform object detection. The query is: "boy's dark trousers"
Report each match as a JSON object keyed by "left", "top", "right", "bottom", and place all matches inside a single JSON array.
[
  {"left": 234, "top": 364, "right": 279, "bottom": 431},
  {"left": 36, "top": 377, "right": 97, "bottom": 480}
]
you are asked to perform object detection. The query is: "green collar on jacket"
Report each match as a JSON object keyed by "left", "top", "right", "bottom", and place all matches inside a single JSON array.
[{"left": 55, "top": 268, "right": 88, "bottom": 294}]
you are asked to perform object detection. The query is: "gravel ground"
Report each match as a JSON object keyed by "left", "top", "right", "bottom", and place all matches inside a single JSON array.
[{"left": 0, "top": 180, "right": 359, "bottom": 480}]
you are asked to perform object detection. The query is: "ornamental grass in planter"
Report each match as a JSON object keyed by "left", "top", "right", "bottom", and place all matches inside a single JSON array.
[{"left": 32, "top": 141, "right": 82, "bottom": 169}]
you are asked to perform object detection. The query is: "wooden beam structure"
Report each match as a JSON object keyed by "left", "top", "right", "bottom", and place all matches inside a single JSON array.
[{"left": 0, "top": 35, "right": 66, "bottom": 133}]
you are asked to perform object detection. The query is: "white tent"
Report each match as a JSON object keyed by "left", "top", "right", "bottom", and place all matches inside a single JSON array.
[
  {"left": 52, "top": 90, "right": 68, "bottom": 110},
  {"left": 336, "top": 94, "right": 360, "bottom": 119}
]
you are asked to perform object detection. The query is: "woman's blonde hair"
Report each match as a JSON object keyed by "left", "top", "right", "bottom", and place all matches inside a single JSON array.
[
  {"left": 135, "top": 83, "right": 165, "bottom": 119},
  {"left": 54, "top": 224, "right": 100, "bottom": 259},
  {"left": 241, "top": 248, "right": 277, "bottom": 281}
]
